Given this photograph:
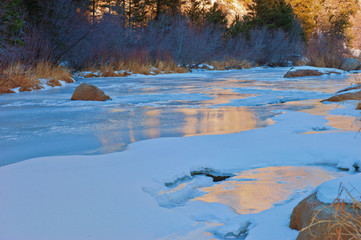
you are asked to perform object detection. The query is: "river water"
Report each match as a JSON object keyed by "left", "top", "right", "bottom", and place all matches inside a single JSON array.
[{"left": 0, "top": 67, "right": 359, "bottom": 166}]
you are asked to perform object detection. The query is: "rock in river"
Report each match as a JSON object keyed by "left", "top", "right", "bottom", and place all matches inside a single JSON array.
[
  {"left": 284, "top": 69, "right": 324, "bottom": 78},
  {"left": 322, "top": 90, "right": 361, "bottom": 102},
  {"left": 71, "top": 82, "right": 111, "bottom": 101}
]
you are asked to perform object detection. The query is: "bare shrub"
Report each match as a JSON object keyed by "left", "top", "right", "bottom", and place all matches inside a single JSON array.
[
  {"left": 224, "top": 27, "right": 303, "bottom": 66},
  {"left": 144, "top": 15, "right": 223, "bottom": 65},
  {"left": 306, "top": 34, "right": 348, "bottom": 69}
]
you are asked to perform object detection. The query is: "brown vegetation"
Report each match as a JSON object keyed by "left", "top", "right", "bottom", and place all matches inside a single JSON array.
[
  {"left": 302, "top": 188, "right": 361, "bottom": 240},
  {"left": 208, "top": 59, "right": 253, "bottom": 70},
  {"left": 290, "top": 187, "right": 361, "bottom": 240},
  {"left": 83, "top": 59, "right": 188, "bottom": 78},
  {"left": 0, "top": 62, "right": 73, "bottom": 94},
  {"left": 306, "top": 36, "right": 346, "bottom": 69},
  {"left": 33, "top": 62, "right": 74, "bottom": 83},
  {"left": 0, "top": 63, "right": 40, "bottom": 93}
]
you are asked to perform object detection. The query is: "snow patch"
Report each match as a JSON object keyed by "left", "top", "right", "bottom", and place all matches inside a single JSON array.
[{"left": 317, "top": 173, "right": 361, "bottom": 203}]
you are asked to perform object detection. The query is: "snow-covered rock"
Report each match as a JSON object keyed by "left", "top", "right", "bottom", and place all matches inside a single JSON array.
[
  {"left": 284, "top": 66, "right": 344, "bottom": 78},
  {"left": 290, "top": 173, "right": 361, "bottom": 240},
  {"left": 317, "top": 173, "right": 361, "bottom": 204}
]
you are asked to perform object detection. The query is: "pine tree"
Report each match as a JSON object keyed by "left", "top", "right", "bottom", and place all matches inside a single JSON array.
[
  {"left": 148, "top": 0, "right": 184, "bottom": 20},
  {"left": 204, "top": 2, "right": 227, "bottom": 27},
  {"left": 228, "top": 0, "right": 299, "bottom": 37},
  {"left": 0, "top": 0, "right": 24, "bottom": 46},
  {"left": 129, "top": 0, "right": 148, "bottom": 26},
  {"left": 247, "top": 0, "right": 295, "bottom": 32}
]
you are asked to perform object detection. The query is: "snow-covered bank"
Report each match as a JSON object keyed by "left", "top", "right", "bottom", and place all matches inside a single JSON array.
[
  {"left": 317, "top": 173, "right": 361, "bottom": 204},
  {"left": 0, "top": 110, "right": 360, "bottom": 240}
]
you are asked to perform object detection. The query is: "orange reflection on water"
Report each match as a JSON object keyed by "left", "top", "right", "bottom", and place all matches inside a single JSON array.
[
  {"left": 326, "top": 115, "right": 360, "bottom": 131},
  {"left": 192, "top": 166, "right": 346, "bottom": 214},
  {"left": 145, "top": 109, "right": 161, "bottom": 138},
  {"left": 98, "top": 106, "right": 274, "bottom": 152},
  {"left": 285, "top": 100, "right": 343, "bottom": 116},
  {"left": 285, "top": 100, "right": 360, "bottom": 133},
  {"left": 177, "top": 107, "right": 274, "bottom": 137},
  {"left": 201, "top": 88, "right": 256, "bottom": 105}
]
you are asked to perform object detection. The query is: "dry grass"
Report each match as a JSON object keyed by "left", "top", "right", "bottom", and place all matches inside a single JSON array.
[
  {"left": 154, "top": 60, "right": 187, "bottom": 74},
  {"left": 208, "top": 59, "right": 253, "bottom": 70},
  {"left": 0, "top": 63, "right": 40, "bottom": 93},
  {"left": 116, "top": 60, "right": 152, "bottom": 75},
  {"left": 0, "top": 62, "right": 73, "bottom": 94},
  {"left": 302, "top": 186, "right": 361, "bottom": 240},
  {"left": 86, "top": 59, "right": 188, "bottom": 77},
  {"left": 326, "top": 198, "right": 361, "bottom": 239},
  {"left": 33, "top": 62, "right": 74, "bottom": 83}
]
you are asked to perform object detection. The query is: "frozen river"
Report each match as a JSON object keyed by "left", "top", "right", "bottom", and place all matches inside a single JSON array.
[
  {"left": 1, "top": 67, "right": 361, "bottom": 240},
  {"left": 0, "top": 67, "right": 358, "bottom": 166}
]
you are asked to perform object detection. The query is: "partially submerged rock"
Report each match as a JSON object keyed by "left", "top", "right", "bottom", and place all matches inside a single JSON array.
[
  {"left": 290, "top": 192, "right": 360, "bottom": 240},
  {"left": 356, "top": 102, "right": 361, "bottom": 110},
  {"left": 284, "top": 67, "right": 343, "bottom": 78},
  {"left": 336, "top": 84, "right": 361, "bottom": 94},
  {"left": 84, "top": 73, "right": 99, "bottom": 78},
  {"left": 47, "top": 79, "right": 62, "bottom": 87},
  {"left": 284, "top": 69, "right": 323, "bottom": 78},
  {"left": 340, "top": 58, "right": 361, "bottom": 71},
  {"left": 71, "top": 82, "right": 111, "bottom": 101},
  {"left": 322, "top": 90, "right": 361, "bottom": 102}
]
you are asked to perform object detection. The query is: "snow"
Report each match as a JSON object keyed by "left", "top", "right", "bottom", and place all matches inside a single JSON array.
[
  {"left": 287, "top": 66, "right": 346, "bottom": 74},
  {"left": 0, "top": 67, "right": 361, "bottom": 240},
  {"left": 317, "top": 173, "right": 361, "bottom": 204}
]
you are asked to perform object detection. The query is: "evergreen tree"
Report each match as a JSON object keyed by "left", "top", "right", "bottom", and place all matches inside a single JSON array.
[
  {"left": 0, "top": 0, "right": 24, "bottom": 46},
  {"left": 204, "top": 2, "right": 227, "bottom": 27},
  {"left": 149, "top": 0, "right": 184, "bottom": 20},
  {"left": 22, "top": 0, "right": 42, "bottom": 25},
  {"left": 228, "top": 0, "right": 299, "bottom": 37},
  {"left": 186, "top": 0, "right": 208, "bottom": 25},
  {"left": 186, "top": 0, "right": 227, "bottom": 27},
  {"left": 324, "top": 0, "right": 358, "bottom": 40},
  {"left": 247, "top": 0, "right": 295, "bottom": 32},
  {"left": 129, "top": 0, "right": 148, "bottom": 26},
  {"left": 227, "top": 15, "right": 243, "bottom": 37}
]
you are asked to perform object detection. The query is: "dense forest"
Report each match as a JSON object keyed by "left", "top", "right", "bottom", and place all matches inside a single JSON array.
[{"left": 0, "top": 0, "right": 360, "bottom": 92}]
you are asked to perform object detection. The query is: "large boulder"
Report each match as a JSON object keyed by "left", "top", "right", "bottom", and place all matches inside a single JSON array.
[
  {"left": 322, "top": 90, "right": 361, "bottom": 102},
  {"left": 284, "top": 69, "right": 323, "bottom": 78},
  {"left": 290, "top": 192, "right": 359, "bottom": 240},
  {"left": 290, "top": 193, "right": 332, "bottom": 240},
  {"left": 71, "top": 82, "right": 111, "bottom": 101},
  {"left": 340, "top": 58, "right": 361, "bottom": 71}
]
